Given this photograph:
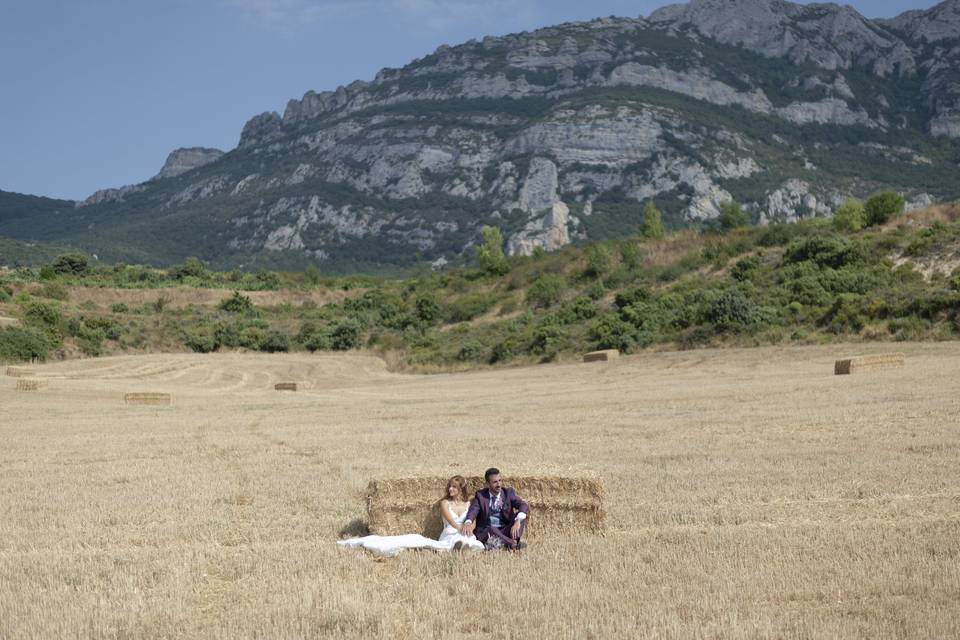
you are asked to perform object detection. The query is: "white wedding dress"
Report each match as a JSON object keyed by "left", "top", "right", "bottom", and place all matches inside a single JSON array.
[{"left": 337, "top": 508, "right": 485, "bottom": 557}]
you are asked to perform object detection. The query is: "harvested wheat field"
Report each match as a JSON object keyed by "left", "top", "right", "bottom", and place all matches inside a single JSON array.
[{"left": 1, "top": 344, "right": 959, "bottom": 638}]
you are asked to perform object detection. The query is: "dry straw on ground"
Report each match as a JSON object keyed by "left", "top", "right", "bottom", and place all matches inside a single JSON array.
[
  {"left": 6, "top": 366, "right": 36, "bottom": 377},
  {"left": 583, "top": 349, "right": 619, "bottom": 363},
  {"left": 1, "top": 346, "right": 959, "bottom": 639},
  {"left": 15, "top": 378, "right": 47, "bottom": 392},
  {"left": 123, "top": 392, "right": 172, "bottom": 405},
  {"left": 274, "top": 382, "right": 298, "bottom": 391},
  {"left": 365, "top": 475, "right": 605, "bottom": 540},
  {"left": 835, "top": 352, "right": 905, "bottom": 375}
]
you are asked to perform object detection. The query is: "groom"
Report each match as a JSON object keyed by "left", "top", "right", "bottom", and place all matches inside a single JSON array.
[{"left": 460, "top": 468, "right": 529, "bottom": 550}]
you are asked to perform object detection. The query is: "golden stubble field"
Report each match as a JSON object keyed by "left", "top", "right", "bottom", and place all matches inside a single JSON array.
[{"left": 1, "top": 343, "right": 958, "bottom": 639}]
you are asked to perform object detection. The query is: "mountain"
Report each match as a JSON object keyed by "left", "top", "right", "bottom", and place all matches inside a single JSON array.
[{"left": 3, "top": 0, "right": 960, "bottom": 272}]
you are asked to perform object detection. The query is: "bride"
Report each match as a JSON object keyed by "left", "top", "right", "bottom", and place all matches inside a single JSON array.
[{"left": 337, "top": 475, "right": 485, "bottom": 557}]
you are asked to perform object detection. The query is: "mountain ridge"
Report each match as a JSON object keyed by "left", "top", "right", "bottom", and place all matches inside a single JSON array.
[{"left": 2, "top": 0, "right": 960, "bottom": 272}]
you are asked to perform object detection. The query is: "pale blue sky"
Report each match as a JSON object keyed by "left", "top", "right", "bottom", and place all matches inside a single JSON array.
[{"left": 0, "top": 0, "right": 942, "bottom": 201}]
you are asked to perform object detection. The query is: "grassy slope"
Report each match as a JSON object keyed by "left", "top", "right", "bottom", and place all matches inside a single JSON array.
[{"left": 2, "top": 203, "right": 959, "bottom": 367}]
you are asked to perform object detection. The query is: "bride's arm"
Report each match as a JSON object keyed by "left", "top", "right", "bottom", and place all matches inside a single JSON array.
[{"left": 439, "top": 500, "right": 458, "bottom": 529}]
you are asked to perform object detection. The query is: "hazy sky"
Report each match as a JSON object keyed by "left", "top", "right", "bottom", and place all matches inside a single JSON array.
[{"left": 0, "top": 0, "right": 942, "bottom": 201}]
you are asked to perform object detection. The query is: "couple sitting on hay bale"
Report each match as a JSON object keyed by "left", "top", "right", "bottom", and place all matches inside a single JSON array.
[{"left": 338, "top": 468, "right": 528, "bottom": 557}]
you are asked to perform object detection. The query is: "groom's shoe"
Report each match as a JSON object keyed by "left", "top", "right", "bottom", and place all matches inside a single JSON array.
[
  {"left": 514, "top": 541, "right": 527, "bottom": 551},
  {"left": 453, "top": 541, "right": 464, "bottom": 552}
]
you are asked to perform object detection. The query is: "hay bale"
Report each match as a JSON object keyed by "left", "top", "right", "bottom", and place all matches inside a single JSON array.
[
  {"left": 0, "top": 316, "right": 20, "bottom": 329},
  {"left": 834, "top": 352, "right": 905, "bottom": 375},
  {"left": 274, "top": 382, "right": 298, "bottom": 391},
  {"left": 366, "top": 475, "right": 605, "bottom": 540},
  {"left": 16, "top": 378, "right": 47, "bottom": 391},
  {"left": 6, "top": 366, "right": 36, "bottom": 377},
  {"left": 583, "top": 350, "right": 619, "bottom": 363},
  {"left": 124, "top": 392, "right": 172, "bottom": 406}
]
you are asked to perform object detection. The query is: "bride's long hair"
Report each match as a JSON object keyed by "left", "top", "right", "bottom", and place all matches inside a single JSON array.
[{"left": 443, "top": 475, "right": 470, "bottom": 503}]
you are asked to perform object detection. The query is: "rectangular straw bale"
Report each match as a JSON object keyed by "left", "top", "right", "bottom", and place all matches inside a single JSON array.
[
  {"left": 16, "top": 378, "right": 47, "bottom": 391},
  {"left": 124, "top": 392, "right": 173, "bottom": 406},
  {"left": 274, "top": 382, "right": 298, "bottom": 391},
  {"left": 583, "top": 350, "right": 619, "bottom": 363},
  {"left": 366, "top": 475, "right": 605, "bottom": 540},
  {"left": 6, "top": 367, "right": 36, "bottom": 377},
  {"left": 834, "top": 352, "right": 905, "bottom": 375}
]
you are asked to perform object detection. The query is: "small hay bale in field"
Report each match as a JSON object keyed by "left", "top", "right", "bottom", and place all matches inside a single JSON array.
[
  {"left": 16, "top": 378, "right": 47, "bottom": 392},
  {"left": 0, "top": 316, "right": 20, "bottom": 328},
  {"left": 583, "top": 349, "right": 619, "bottom": 363},
  {"left": 834, "top": 352, "right": 905, "bottom": 375},
  {"left": 365, "top": 475, "right": 605, "bottom": 540},
  {"left": 124, "top": 392, "right": 173, "bottom": 406},
  {"left": 274, "top": 382, "right": 298, "bottom": 391},
  {"left": 6, "top": 366, "right": 36, "bottom": 377}
]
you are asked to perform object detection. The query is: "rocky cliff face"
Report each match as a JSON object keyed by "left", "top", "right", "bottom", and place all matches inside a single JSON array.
[
  {"left": 9, "top": 0, "right": 960, "bottom": 272},
  {"left": 152, "top": 147, "right": 224, "bottom": 180}
]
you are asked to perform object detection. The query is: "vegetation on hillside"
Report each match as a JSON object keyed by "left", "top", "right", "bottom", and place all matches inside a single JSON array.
[{"left": 2, "top": 199, "right": 959, "bottom": 369}]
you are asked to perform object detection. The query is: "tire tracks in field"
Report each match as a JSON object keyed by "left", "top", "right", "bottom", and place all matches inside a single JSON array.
[
  {"left": 245, "top": 419, "right": 325, "bottom": 465},
  {"left": 191, "top": 422, "right": 256, "bottom": 618}
]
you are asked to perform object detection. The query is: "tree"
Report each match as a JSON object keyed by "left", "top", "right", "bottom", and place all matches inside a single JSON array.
[
  {"left": 476, "top": 226, "right": 510, "bottom": 276},
  {"left": 639, "top": 201, "right": 665, "bottom": 239},
  {"left": 864, "top": 191, "right": 905, "bottom": 226},
  {"left": 52, "top": 253, "right": 89, "bottom": 275},
  {"left": 832, "top": 198, "right": 866, "bottom": 232},
  {"left": 304, "top": 265, "right": 321, "bottom": 286},
  {"left": 583, "top": 244, "right": 613, "bottom": 279},
  {"left": 718, "top": 200, "right": 749, "bottom": 232},
  {"left": 169, "top": 257, "right": 207, "bottom": 280}
]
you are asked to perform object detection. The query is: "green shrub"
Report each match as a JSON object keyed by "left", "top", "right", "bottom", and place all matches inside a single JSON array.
[
  {"left": 583, "top": 244, "right": 613, "bottom": 279},
  {"left": 219, "top": 291, "right": 255, "bottom": 314},
  {"left": 0, "top": 285, "right": 12, "bottom": 303},
  {"left": 39, "top": 266, "right": 57, "bottom": 280},
  {"left": 457, "top": 340, "right": 487, "bottom": 362},
  {"left": 260, "top": 330, "right": 290, "bottom": 353},
  {"left": 864, "top": 191, "right": 905, "bottom": 226},
  {"left": 0, "top": 326, "right": 57, "bottom": 362},
  {"left": 415, "top": 294, "right": 441, "bottom": 324},
  {"left": 529, "top": 324, "right": 566, "bottom": 357},
  {"left": 619, "top": 239, "right": 642, "bottom": 270},
  {"left": 21, "top": 301, "right": 62, "bottom": 338},
  {"left": 304, "top": 265, "right": 321, "bottom": 285},
  {"left": 329, "top": 320, "right": 361, "bottom": 350},
  {"left": 730, "top": 255, "right": 762, "bottom": 282},
  {"left": 820, "top": 294, "right": 866, "bottom": 334},
  {"left": 111, "top": 303, "right": 129, "bottom": 313},
  {"left": 784, "top": 236, "right": 863, "bottom": 269},
  {"left": 239, "top": 326, "right": 266, "bottom": 350},
  {"left": 706, "top": 288, "right": 765, "bottom": 333},
  {"left": 832, "top": 198, "right": 866, "bottom": 232},
  {"left": 77, "top": 328, "right": 106, "bottom": 357},
  {"left": 718, "top": 200, "right": 749, "bottom": 232},
  {"left": 614, "top": 286, "right": 650, "bottom": 309},
  {"left": 445, "top": 293, "right": 498, "bottom": 323},
  {"left": 37, "top": 282, "right": 68, "bottom": 300},
  {"left": 184, "top": 326, "right": 220, "bottom": 353},
  {"left": 589, "top": 312, "right": 638, "bottom": 353},
  {"left": 584, "top": 280, "right": 606, "bottom": 300},
  {"left": 526, "top": 274, "right": 567, "bottom": 308},
  {"left": 556, "top": 296, "right": 597, "bottom": 324}
]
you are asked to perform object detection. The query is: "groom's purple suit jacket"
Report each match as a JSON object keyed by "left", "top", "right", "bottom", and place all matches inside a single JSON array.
[{"left": 465, "top": 487, "right": 529, "bottom": 530}]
